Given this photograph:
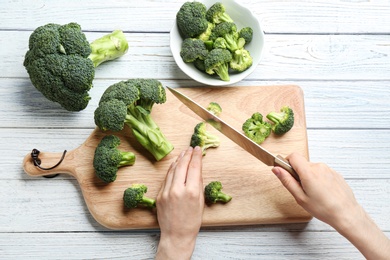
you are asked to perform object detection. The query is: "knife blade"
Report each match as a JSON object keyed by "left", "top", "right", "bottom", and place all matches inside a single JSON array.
[{"left": 167, "top": 87, "right": 300, "bottom": 182}]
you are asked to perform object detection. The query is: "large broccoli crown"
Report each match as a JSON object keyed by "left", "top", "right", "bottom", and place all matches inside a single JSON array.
[
  {"left": 230, "top": 49, "right": 253, "bottom": 72},
  {"left": 176, "top": 1, "right": 208, "bottom": 38},
  {"left": 266, "top": 106, "right": 295, "bottom": 135},
  {"left": 204, "top": 181, "right": 232, "bottom": 204},
  {"left": 206, "top": 2, "right": 234, "bottom": 24},
  {"left": 205, "top": 48, "right": 232, "bottom": 81},
  {"left": 180, "top": 38, "right": 208, "bottom": 63},
  {"left": 123, "top": 184, "right": 156, "bottom": 209},
  {"left": 190, "top": 122, "right": 220, "bottom": 155},
  {"left": 134, "top": 78, "right": 167, "bottom": 112},
  {"left": 242, "top": 112, "right": 272, "bottom": 144},
  {"left": 93, "top": 135, "right": 136, "bottom": 183}
]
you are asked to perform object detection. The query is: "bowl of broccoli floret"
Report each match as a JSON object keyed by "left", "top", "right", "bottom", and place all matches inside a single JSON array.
[{"left": 170, "top": 0, "right": 264, "bottom": 86}]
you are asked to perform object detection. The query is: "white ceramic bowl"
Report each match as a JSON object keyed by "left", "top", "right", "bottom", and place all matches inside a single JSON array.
[{"left": 170, "top": 0, "right": 264, "bottom": 86}]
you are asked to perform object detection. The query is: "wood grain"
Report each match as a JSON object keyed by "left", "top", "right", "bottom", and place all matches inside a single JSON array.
[{"left": 22, "top": 85, "right": 311, "bottom": 229}]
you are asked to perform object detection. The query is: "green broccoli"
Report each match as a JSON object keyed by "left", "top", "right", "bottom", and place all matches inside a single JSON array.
[
  {"left": 207, "top": 102, "right": 222, "bottom": 116},
  {"left": 190, "top": 122, "right": 220, "bottom": 156},
  {"left": 266, "top": 106, "right": 295, "bottom": 135},
  {"left": 193, "top": 58, "right": 206, "bottom": 72},
  {"left": 198, "top": 22, "right": 215, "bottom": 42},
  {"left": 242, "top": 112, "right": 272, "bottom": 144},
  {"left": 210, "top": 22, "right": 245, "bottom": 52},
  {"left": 213, "top": 37, "right": 228, "bottom": 49},
  {"left": 239, "top": 27, "right": 253, "bottom": 44},
  {"left": 93, "top": 135, "right": 136, "bottom": 183},
  {"left": 204, "top": 181, "right": 232, "bottom": 204},
  {"left": 230, "top": 49, "right": 253, "bottom": 72},
  {"left": 23, "top": 22, "right": 128, "bottom": 111},
  {"left": 204, "top": 48, "right": 232, "bottom": 81},
  {"left": 94, "top": 79, "right": 174, "bottom": 161},
  {"left": 180, "top": 38, "right": 208, "bottom": 63},
  {"left": 123, "top": 184, "right": 156, "bottom": 209},
  {"left": 176, "top": 2, "right": 208, "bottom": 39},
  {"left": 206, "top": 2, "right": 234, "bottom": 24}
]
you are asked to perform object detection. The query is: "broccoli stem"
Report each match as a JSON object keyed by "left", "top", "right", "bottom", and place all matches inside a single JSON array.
[
  {"left": 139, "top": 197, "right": 156, "bottom": 208},
  {"left": 214, "top": 63, "right": 230, "bottom": 81},
  {"left": 267, "top": 112, "right": 284, "bottom": 123},
  {"left": 118, "top": 152, "right": 136, "bottom": 167},
  {"left": 217, "top": 192, "right": 232, "bottom": 203},
  {"left": 88, "top": 30, "right": 128, "bottom": 67},
  {"left": 124, "top": 114, "right": 174, "bottom": 161}
]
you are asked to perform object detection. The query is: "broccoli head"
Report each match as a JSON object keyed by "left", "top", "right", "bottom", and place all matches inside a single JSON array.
[
  {"left": 207, "top": 102, "right": 222, "bottom": 116},
  {"left": 230, "top": 49, "right": 253, "bottom": 72},
  {"left": 239, "top": 27, "right": 253, "bottom": 44},
  {"left": 190, "top": 122, "right": 220, "bottom": 156},
  {"left": 210, "top": 22, "right": 245, "bottom": 52},
  {"left": 123, "top": 184, "right": 156, "bottom": 209},
  {"left": 204, "top": 48, "right": 232, "bottom": 81},
  {"left": 204, "top": 181, "right": 232, "bottom": 204},
  {"left": 23, "top": 23, "right": 128, "bottom": 111},
  {"left": 266, "top": 106, "right": 295, "bottom": 135},
  {"left": 94, "top": 79, "right": 174, "bottom": 161},
  {"left": 180, "top": 38, "right": 208, "bottom": 63},
  {"left": 176, "top": 2, "right": 208, "bottom": 39},
  {"left": 242, "top": 112, "right": 272, "bottom": 144},
  {"left": 206, "top": 2, "right": 234, "bottom": 24},
  {"left": 93, "top": 135, "right": 136, "bottom": 183}
]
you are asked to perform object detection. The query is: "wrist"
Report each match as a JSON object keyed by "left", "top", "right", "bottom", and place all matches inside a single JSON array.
[{"left": 156, "top": 233, "right": 197, "bottom": 260}]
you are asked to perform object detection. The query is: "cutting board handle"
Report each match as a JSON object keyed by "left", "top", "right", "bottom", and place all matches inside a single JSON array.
[{"left": 23, "top": 149, "right": 74, "bottom": 177}]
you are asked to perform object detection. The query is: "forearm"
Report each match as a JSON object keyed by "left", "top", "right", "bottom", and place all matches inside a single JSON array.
[
  {"left": 156, "top": 234, "right": 196, "bottom": 260},
  {"left": 335, "top": 205, "right": 390, "bottom": 260}
]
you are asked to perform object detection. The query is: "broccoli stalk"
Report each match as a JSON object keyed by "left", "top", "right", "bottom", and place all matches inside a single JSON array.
[
  {"left": 94, "top": 79, "right": 174, "bottom": 161},
  {"left": 205, "top": 181, "right": 232, "bottom": 204},
  {"left": 123, "top": 184, "right": 156, "bottom": 209},
  {"left": 190, "top": 122, "right": 220, "bottom": 156},
  {"left": 93, "top": 135, "right": 136, "bottom": 183},
  {"left": 266, "top": 106, "right": 295, "bottom": 135},
  {"left": 242, "top": 112, "right": 272, "bottom": 144},
  {"left": 205, "top": 48, "right": 232, "bottom": 81}
]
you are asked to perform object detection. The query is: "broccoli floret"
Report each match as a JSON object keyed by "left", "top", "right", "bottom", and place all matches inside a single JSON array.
[
  {"left": 180, "top": 38, "right": 208, "bottom": 63},
  {"left": 239, "top": 27, "right": 253, "bottom": 44},
  {"left": 230, "top": 49, "right": 253, "bottom": 72},
  {"left": 193, "top": 58, "right": 206, "bottom": 72},
  {"left": 198, "top": 22, "right": 215, "bottom": 42},
  {"left": 94, "top": 79, "right": 174, "bottom": 161},
  {"left": 204, "top": 48, "right": 232, "bottom": 81},
  {"left": 242, "top": 112, "right": 272, "bottom": 144},
  {"left": 206, "top": 2, "right": 234, "bottom": 24},
  {"left": 23, "top": 23, "right": 128, "bottom": 111},
  {"left": 207, "top": 102, "right": 222, "bottom": 116},
  {"left": 190, "top": 122, "right": 220, "bottom": 156},
  {"left": 176, "top": 2, "right": 208, "bottom": 39},
  {"left": 123, "top": 184, "right": 156, "bottom": 209},
  {"left": 93, "top": 135, "right": 135, "bottom": 183},
  {"left": 213, "top": 37, "right": 228, "bottom": 49},
  {"left": 266, "top": 106, "right": 295, "bottom": 135},
  {"left": 204, "top": 181, "right": 232, "bottom": 204},
  {"left": 210, "top": 22, "right": 245, "bottom": 52}
]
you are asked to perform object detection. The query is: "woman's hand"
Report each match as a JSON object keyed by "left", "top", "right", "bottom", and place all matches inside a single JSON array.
[{"left": 155, "top": 146, "right": 204, "bottom": 260}]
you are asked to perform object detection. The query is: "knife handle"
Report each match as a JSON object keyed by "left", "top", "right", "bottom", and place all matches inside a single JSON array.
[{"left": 275, "top": 155, "right": 301, "bottom": 182}]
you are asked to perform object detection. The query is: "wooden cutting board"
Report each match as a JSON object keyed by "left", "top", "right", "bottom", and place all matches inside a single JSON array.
[{"left": 23, "top": 85, "right": 312, "bottom": 229}]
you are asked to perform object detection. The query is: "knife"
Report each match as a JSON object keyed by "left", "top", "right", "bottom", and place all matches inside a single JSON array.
[{"left": 167, "top": 87, "right": 300, "bottom": 182}]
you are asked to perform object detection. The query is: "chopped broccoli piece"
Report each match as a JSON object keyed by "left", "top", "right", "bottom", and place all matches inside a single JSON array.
[
  {"left": 205, "top": 48, "right": 232, "bottom": 81},
  {"left": 213, "top": 37, "right": 228, "bottom": 49},
  {"left": 206, "top": 2, "right": 234, "bottom": 24},
  {"left": 230, "top": 49, "right": 253, "bottom": 72},
  {"left": 198, "top": 22, "right": 215, "bottom": 42},
  {"left": 190, "top": 122, "right": 220, "bottom": 156},
  {"left": 204, "top": 181, "right": 232, "bottom": 204},
  {"left": 207, "top": 102, "right": 222, "bottom": 116},
  {"left": 239, "top": 27, "right": 253, "bottom": 44},
  {"left": 180, "top": 38, "right": 208, "bottom": 63},
  {"left": 193, "top": 58, "right": 206, "bottom": 72},
  {"left": 266, "top": 106, "right": 295, "bottom": 135},
  {"left": 93, "top": 135, "right": 135, "bottom": 183},
  {"left": 23, "top": 23, "right": 128, "bottom": 111},
  {"left": 210, "top": 22, "right": 245, "bottom": 52},
  {"left": 176, "top": 2, "right": 208, "bottom": 39},
  {"left": 242, "top": 112, "right": 272, "bottom": 144},
  {"left": 94, "top": 79, "right": 174, "bottom": 161},
  {"left": 123, "top": 184, "right": 156, "bottom": 209}
]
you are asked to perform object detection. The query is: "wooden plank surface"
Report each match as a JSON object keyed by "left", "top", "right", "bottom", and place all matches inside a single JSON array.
[{"left": 22, "top": 86, "right": 311, "bottom": 229}]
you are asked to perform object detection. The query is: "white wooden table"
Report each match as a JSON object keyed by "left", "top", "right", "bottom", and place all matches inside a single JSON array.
[{"left": 1, "top": 0, "right": 389, "bottom": 259}]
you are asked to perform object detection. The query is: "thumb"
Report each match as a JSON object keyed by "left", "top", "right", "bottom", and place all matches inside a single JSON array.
[{"left": 272, "top": 167, "right": 306, "bottom": 202}]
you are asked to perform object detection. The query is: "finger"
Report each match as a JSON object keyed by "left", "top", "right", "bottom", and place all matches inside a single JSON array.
[
  {"left": 172, "top": 147, "right": 193, "bottom": 186},
  {"left": 185, "top": 146, "right": 203, "bottom": 190},
  {"left": 272, "top": 166, "right": 307, "bottom": 203},
  {"left": 286, "top": 152, "right": 312, "bottom": 180}
]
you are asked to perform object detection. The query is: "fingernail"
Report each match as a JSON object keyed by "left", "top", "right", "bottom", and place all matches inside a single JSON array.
[
  {"left": 187, "top": 146, "right": 194, "bottom": 152},
  {"left": 194, "top": 146, "right": 201, "bottom": 152}
]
